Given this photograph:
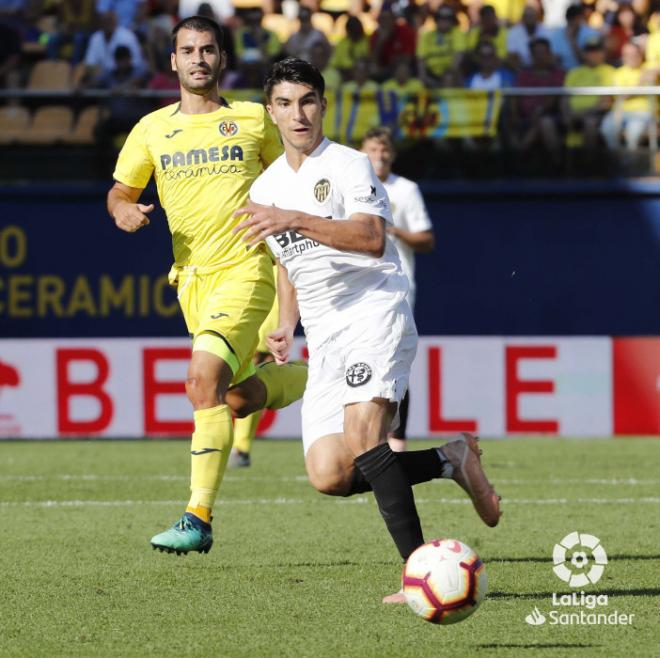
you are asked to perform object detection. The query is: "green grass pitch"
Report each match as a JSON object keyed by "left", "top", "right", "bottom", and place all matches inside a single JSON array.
[{"left": 0, "top": 438, "right": 658, "bottom": 658}]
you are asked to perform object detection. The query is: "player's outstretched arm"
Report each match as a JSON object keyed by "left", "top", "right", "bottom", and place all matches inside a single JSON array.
[
  {"left": 388, "top": 227, "right": 435, "bottom": 253},
  {"left": 107, "top": 181, "right": 153, "bottom": 233},
  {"left": 267, "top": 261, "right": 299, "bottom": 365},
  {"left": 233, "top": 202, "right": 386, "bottom": 258}
]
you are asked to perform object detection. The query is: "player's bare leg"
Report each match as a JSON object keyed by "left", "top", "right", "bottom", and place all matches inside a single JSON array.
[
  {"left": 305, "top": 429, "right": 409, "bottom": 604},
  {"left": 388, "top": 438, "right": 407, "bottom": 452},
  {"left": 226, "top": 359, "right": 308, "bottom": 418},
  {"left": 305, "top": 429, "right": 500, "bottom": 597},
  {"left": 305, "top": 433, "right": 355, "bottom": 496},
  {"left": 225, "top": 373, "right": 267, "bottom": 418},
  {"left": 228, "top": 351, "right": 273, "bottom": 468}
]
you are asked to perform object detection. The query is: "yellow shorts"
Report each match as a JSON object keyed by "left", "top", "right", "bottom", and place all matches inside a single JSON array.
[
  {"left": 257, "top": 265, "right": 279, "bottom": 353},
  {"left": 171, "top": 250, "right": 275, "bottom": 384}
]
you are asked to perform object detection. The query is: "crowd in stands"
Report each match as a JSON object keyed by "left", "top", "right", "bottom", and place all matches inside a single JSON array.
[{"left": 1, "top": 0, "right": 660, "bottom": 158}]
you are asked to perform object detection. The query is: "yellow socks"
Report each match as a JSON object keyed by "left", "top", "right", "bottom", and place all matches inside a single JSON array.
[
  {"left": 233, "top": 410, "right": 263, "bottom": 454},
  {"left": 186, "top": 404, "right": 233, "bottom": 519},
  {"left": 257, "top": 360, "right": 308, "bottom": 409},
  {"left": 186, "top": 504, "right": 212, "bottom": 523}
]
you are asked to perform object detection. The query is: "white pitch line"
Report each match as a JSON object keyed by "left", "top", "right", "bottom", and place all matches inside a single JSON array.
[{"left": 1, "top": 497, "right": 659, "bottom": 509}]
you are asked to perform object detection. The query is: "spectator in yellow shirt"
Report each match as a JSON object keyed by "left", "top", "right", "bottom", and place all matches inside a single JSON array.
[
  {"left": 234, "top": 8, "right": 281, "bottom": 87},
  {"left": 381, "top": 60, "right": 425, "bottom": 97},
  {"left": 309, "top": 40, "right": 342, "bottom": 91},
  {"left": 330, "top": 15, "right": 370, "bottom": 81},
  {"left": 417, "top": 5, "right": 467, "bottom": 87},
  {"left": 562, "top": 36, "right": 615, "bottom": 151},
  {"left": 601, "top": 42, "right": 654, "bottom": 150},
  {"left": 467, "top": 5, "right": 507, "bottom": 60},
  {"left": 644, "top": 11, "right": 660, "bottom": 73}
]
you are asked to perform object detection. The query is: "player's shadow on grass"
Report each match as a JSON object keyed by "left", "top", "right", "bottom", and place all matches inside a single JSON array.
[
  {"left": 488, "top": 554, "right": 660, "bottom": 563},
  {"left": 489, "top": 587, "right": 660, "bottom": 599}
]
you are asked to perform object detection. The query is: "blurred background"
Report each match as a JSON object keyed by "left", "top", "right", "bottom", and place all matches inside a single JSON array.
[{"left": 0, "top": 0, "right": 659, "bottom": 439}]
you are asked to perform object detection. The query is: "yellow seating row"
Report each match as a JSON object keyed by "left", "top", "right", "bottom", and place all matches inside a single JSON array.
[
  {"left": 0, "top": 105, "right": 99, "bottom": 145},
  {"left": 262, "top": 12, "right": 377, "bottom": 42}
]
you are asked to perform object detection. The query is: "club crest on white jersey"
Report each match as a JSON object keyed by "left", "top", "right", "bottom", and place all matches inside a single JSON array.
[{"left": 249, "top": 138, "right": 407, "bottom": 347}]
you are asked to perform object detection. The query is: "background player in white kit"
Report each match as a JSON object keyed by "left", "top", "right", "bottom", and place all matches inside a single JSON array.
[
  {"left": 362, "top": 127, "right": 435, "bottom": 452},
  {"left": 233, "top": 57, "right": 500, "bottom": 602}
]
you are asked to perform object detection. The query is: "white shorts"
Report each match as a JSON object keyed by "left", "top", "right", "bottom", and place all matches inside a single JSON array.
[{"left": 301, "top": 298, "right": 418, "bottom": 454}]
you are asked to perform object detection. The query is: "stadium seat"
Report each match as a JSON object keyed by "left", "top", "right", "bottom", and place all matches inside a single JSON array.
[
  {"left": 64, "top": 106, "right": 100, "bottom": 145},
  {"left": 0, "top": 106, "right": 30, "bottom": 144},
  {"left": 231, "top": 0, "right": 263, "bottom": 7},
  {"left": 262, "top": 13, "right": 294, "bottom": 41},
  {"left": 70, "top": 62, "right": 88, "bottom": 88},
  {"left": 311, "top": 11, "right": 335, "bottom": 37},
  {"left": 27, "top": 60, "right": 73, "bottom": 92},
  {"left": 320, "top": 0, "right": 351, "bottom": 12},
  {"left": 17, "top": 106, "right": 74, "bottom": 144}
]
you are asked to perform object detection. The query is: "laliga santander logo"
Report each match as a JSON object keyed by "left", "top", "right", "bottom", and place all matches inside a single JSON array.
[
  {"left": 552, "top": 531, "right": 608, "bottom": 588},
  {"left": 524, "top": 532, "right": 633, "bottom": 627}
]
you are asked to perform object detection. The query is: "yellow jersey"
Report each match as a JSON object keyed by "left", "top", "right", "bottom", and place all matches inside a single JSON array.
[
  {"left": 613, "top": 65, "right": 651, "bottom": 113},
  {"left": 486, "top": 0, "right": 525, "bottom": 24},
  {"left": 564, "top": 65, "right": 615, "bottom": 112},
  {"left": 417, "top": 28, "right": 467, "bottom": 77},
  {"left": 466, "top": 26, "right": 508, "bottom": 59},
  {"left": 645, "top": 31, "right": 660, "bottom": 65},
  {"left": 114, "top": 99, "right": 282, "bottom": 270},
  {"left": 330, "top": 36, "right": 370, "bottom": 71},
  {"left": 381, "top": 77, "right": 425, "bottom": 97}
]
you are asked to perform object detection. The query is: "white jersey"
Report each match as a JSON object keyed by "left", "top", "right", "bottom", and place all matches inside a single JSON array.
[
  {"left": 382, "top": 173, "right": 432, "bottom": 309},
  {"left": 250, "top": 138, "right": 408, "bottom": 349}
]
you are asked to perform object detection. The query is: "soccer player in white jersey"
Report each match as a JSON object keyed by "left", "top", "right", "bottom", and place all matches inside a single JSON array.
[
  {"left": 233, "top": 58, "right": 500, "bottom": 603},
  {"left": 362, "top": 127, "right": 435, "bottom": 452}
]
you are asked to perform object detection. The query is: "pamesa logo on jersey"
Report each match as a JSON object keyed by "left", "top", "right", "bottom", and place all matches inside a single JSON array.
[{"left": 159, "top": 145, "right": 244, "bottom": 170}]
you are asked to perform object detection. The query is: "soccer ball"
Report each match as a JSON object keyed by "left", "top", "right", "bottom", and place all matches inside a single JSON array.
[{"left": 402, "top": 538, "right": 487, "bottom": 625}]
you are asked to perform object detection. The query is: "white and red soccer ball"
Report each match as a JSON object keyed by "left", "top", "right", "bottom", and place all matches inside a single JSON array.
[{"left": 402, "top": 538, "right": 487, "bottom": 624}]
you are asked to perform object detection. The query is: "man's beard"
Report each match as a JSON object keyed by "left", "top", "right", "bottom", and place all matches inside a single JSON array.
[{"left": 180, "top": 68, "right": 220, "bottom": 94}]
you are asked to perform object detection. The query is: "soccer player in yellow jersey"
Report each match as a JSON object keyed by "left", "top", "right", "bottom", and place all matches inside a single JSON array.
[{"left": 106, "top": 16, "right": 307, "bottom": 555}]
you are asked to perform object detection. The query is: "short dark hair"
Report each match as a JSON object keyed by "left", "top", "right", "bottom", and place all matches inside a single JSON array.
[
  {"left": 114, "top": 45, "right": 131, "bottom": 60},
  {"left": 529, "top": 36, "right": 551, "bottom": 51},
  {"left": 565, "top": 4, "right": 583, "bottom": 22},
  {"left": 172, "top": 15, "right": 223, "bottom": 50},
  {"left": 345, "top": 15, "right": 364, "bottom": 37},
  {"left": 264, "top": 57, "right": 325, "bottom": 100},
  {"left": 362, "top": 126, "right": 394, "bottom": 149}
]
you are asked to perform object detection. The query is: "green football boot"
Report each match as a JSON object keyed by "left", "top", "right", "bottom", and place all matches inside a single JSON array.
[{"left": 150, "top": 512, "right": 213, "bottom": 555}]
